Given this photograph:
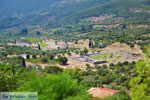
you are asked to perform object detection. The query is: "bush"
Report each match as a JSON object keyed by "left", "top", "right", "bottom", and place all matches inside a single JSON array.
[
  {"left": 109, "top": 66, "right": 115, "bottom": 70},
  {"left": 44, "top": 66, "right": 63, "bottom": 73},
  {"left": 57, "top": 55, "right": 68, "bottom": 65},
  {"left": 49, "top": 54, "right": 54, "bottom": 60},
  {"left": 32, "top": 54, "right": 37, "bottom": 59},
  {"left": 109, "top": 63, "right": 114, "bottom": 66},
  {"left": 86, "top": 64, "right": 91, "bottom": 70},
  {"left": 41, "top": 56, "right": 48, "bottom": 63},
  {"left": 123, "top": 61, "right": 129, "bottom": 65},
  {"left": 26, "top": 54, "right": 30, "bottom": 59},
  {"left": 102, "top": 65, "right": 107, "bottom": 69}
]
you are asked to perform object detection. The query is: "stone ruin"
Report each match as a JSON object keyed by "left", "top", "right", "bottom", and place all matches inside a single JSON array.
[{"left": 75, "top": 51, "right": 141, "bottom": 65}]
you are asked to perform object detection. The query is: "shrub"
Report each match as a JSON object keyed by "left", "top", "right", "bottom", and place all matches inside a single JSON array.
[
  {"left": 41, "top": 56, "right": 48, "bottom": 63},
  {"left": 44, "top": 66, "right": 63, "bottom": 73}
]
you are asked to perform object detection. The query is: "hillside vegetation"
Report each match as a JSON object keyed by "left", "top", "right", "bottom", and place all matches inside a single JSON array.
[
  {"left": 64, "top": 0, "right": 150, "bottom": 24},
  {"left": 1, "top": 0, "right": 150, "bottom": 31},
  {"left": 0, "top": 0, "right": 113, "bottom": 30}
]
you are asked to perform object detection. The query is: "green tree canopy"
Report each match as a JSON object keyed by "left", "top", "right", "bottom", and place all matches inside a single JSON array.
[
  {"left": 43, "top": 66, "right": 63, "bottom": 73},
  {"left": 18, "top": 72, "right": 91, "bottom": 100},
  {"left": 57, "top": 55, "right": 68, "bottom": 65},
  {"left": 64, "top": 67, "right": 83, "bottom": 82},
  {"left": 21, "top": 28, "right": 28, "bottom": 35},
  {"left": 83, "top": 48, "right": 88, "bottom": 55},
  {"left": 41, "top": 56, "right": 48, "bottom": 63},
  {"left": 130, "top": 45, "right": 150, "bottom": 100},
  {"left": 0, "top": 63, "right": 18, "bottom": 91}
]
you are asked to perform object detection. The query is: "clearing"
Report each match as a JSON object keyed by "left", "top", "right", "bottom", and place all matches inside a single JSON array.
[
  {"left": 25, "top": 38, "right": 41, "bottom": 43},
  {"left": 40, "top": 43, "right": 49, "bottom": 47}
]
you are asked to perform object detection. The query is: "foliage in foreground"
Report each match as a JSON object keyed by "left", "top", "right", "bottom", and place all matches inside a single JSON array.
[
  {"left": 17, "top": 72, "right": 91, "bottom": 100},
  {"left": 130, "top": 45, "right": 150, "bottom": 100}
]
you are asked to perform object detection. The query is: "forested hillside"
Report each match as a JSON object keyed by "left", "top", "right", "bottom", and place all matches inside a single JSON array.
[
  {"left": 64, "top": 0, "right": 150, "bottom": 24},
  {"left": 1, "top": 0, "right": 150, "bottom": 30},
  {"left": 0, "top": 0, "right": 113, "bottom": 30}
]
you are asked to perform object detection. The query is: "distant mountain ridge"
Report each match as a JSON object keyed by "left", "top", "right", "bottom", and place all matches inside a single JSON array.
[
  {"left": 0, "top": 0, "right": 113, "bottom": 17},
  {"left": 0, "top": 0, "right": 150, "bottom": 30},
  {"left": 0, "top": 0, "right": 113, "bottom": 29}
]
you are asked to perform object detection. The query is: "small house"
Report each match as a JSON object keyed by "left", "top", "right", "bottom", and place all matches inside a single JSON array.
[{"left": 88, "top": 84, "right": 119, "bottom": 99}]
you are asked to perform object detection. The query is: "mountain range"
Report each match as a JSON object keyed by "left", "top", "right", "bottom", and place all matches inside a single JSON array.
[{"left": 0, "top": 0, "right": 150, "bottom": 30}]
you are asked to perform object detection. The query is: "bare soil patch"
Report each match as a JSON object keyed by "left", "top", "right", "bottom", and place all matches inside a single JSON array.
[
  {"left": 129, "top": 7, "right": 150, "bottom": 13},
  {"left": 128, "top": 24, "right": 150, "bottom": 29},
  {"left": 93, "top": 24, "right": 120, "bottom": 28},
  {"left": 68, "top": 39, "right": 90, "bottom": 50}
]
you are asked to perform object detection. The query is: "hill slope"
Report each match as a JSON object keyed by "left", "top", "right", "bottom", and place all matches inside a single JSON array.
[
  {"left": 0, "top": 0, "right": 113, "bottom": 29},
  {"left": 63, "top": 0, "right": 150, "bottom": 24},
  {"left": 0, "top": 0, "right": 150, "bottom": 30}
]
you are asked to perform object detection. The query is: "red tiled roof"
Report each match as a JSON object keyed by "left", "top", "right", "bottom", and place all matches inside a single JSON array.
[
  {"left": 88, "top": 87, "right": 119, "bottom": 99},
  {"left": 100, "top": 88, "right": 118, "bottom": 93}
]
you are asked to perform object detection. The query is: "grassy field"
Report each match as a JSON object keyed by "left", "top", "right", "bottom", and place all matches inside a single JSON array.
[
  {"left": 25, "top": 38, "right": 41, "bottom": 43},
  {"left": 90, "top": 53, "right": 126, "bottom": 61},
  {"left": 26, "top": 58, "right": 58, "bottom": 64},
  {"left": 40, "top": 43, "right": 49, "bottom": 47},
  {"left": 106, "top": 56, "right": 125, "bottom": 61},
  {"left": 90, "top": 53, "right": 112, "bottom": 60}
]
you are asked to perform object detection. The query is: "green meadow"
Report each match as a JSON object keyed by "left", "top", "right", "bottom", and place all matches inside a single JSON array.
[
  {"left": 25, "top": 38, "right": 41, "bottom": 43},
  {"left": 40, "top": 43, "right": 49, "bottom": 47}
]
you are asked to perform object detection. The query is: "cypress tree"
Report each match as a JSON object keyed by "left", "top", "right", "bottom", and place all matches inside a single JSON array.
[
  {"left": 38, "top": 43, "right": 41, "bottom": 50},
  {"left": 22, "top": 58, "right": 26, "bottom": 67},
  {"left": 89, "top": 40, "right": 92, "bottom": 48},
  {"left": 10, "top": 33, "right": 12, "bottom": 37},
  {"left": 14, "top": 39, "right": 17, "bottom": 44}
]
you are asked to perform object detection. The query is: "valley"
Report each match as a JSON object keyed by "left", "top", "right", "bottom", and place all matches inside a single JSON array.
[{"left": 0, "top": 0, "right": 150, "bottom": 100}]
